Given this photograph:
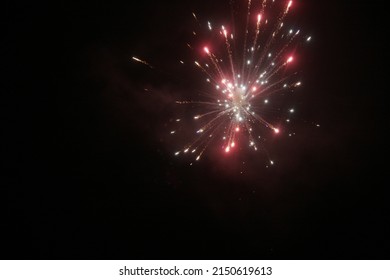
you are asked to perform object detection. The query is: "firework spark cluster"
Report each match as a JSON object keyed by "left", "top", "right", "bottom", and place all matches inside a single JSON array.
[
  {"left": 173, "top": 0, "right": 311, "bottom": 163},
  {"left": 134, "top": 0, "right": 311, "bottom": 164}
]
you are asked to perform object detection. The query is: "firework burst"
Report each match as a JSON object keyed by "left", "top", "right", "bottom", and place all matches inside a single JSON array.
[
  {"left": 133, "top": 0, "right": 311, "bottom": 164},
  {"left": 170, "top": 0, "right": 311, "bottom": 164}
]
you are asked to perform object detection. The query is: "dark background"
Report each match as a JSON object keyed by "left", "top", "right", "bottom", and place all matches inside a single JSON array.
[{"left": 3, "top": 0, "right": 388, "bottom": 259}]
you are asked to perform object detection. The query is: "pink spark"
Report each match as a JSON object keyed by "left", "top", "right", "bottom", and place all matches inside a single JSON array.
[
  {"left": 287, "top": 56, "right": 293, "bottom": 63},
  {"left": 231, "top": 142, "right": 236, "bottom": 148},
  {"left": 287, "top": 1, "right": 293, "bottom": 9},
  {"left": 225, "top": 146, "right": 230, "bottom": 153},
  {"left": 204, "top": 47, "right": 210, "bottom": 54},
  {"left": 274, "top": 128, "right": 280, "bottom": 134},
  {"left": 235, "top": 127, "right": 240, "bottom": 132}
]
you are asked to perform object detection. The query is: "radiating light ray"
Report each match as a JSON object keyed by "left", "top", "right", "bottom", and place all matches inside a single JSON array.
[
  {"left": 131, "top": 57, "right": 154, "bottom": 69},
  {"left": 241, "top": 0, "right": 253, "bottom": 80}
]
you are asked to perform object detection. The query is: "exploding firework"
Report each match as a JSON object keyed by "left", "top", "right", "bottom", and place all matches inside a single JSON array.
[
  {"left": 133, "top": 0, "right": 311, "bottom": 164},
  {"left": 170, "top": 0, "right": 311, "bottom": 164}
]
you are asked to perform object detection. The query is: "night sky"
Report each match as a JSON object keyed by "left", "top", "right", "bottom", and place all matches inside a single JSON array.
[{"left": 3, "top": 0, "right": 388, "bottom": 259}]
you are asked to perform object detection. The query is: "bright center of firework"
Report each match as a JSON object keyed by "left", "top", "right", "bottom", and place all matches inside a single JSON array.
[
  {"left": 229, "top": 86, "right": 250, "bottom": 122},
  {"left": 232, "top": 87, "right": 246, "bottom": 104}
]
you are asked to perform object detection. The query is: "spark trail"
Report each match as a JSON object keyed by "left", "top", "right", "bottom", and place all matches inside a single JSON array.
[{"left": 132, "top": 57, "right": 154, "bottom": 69}]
